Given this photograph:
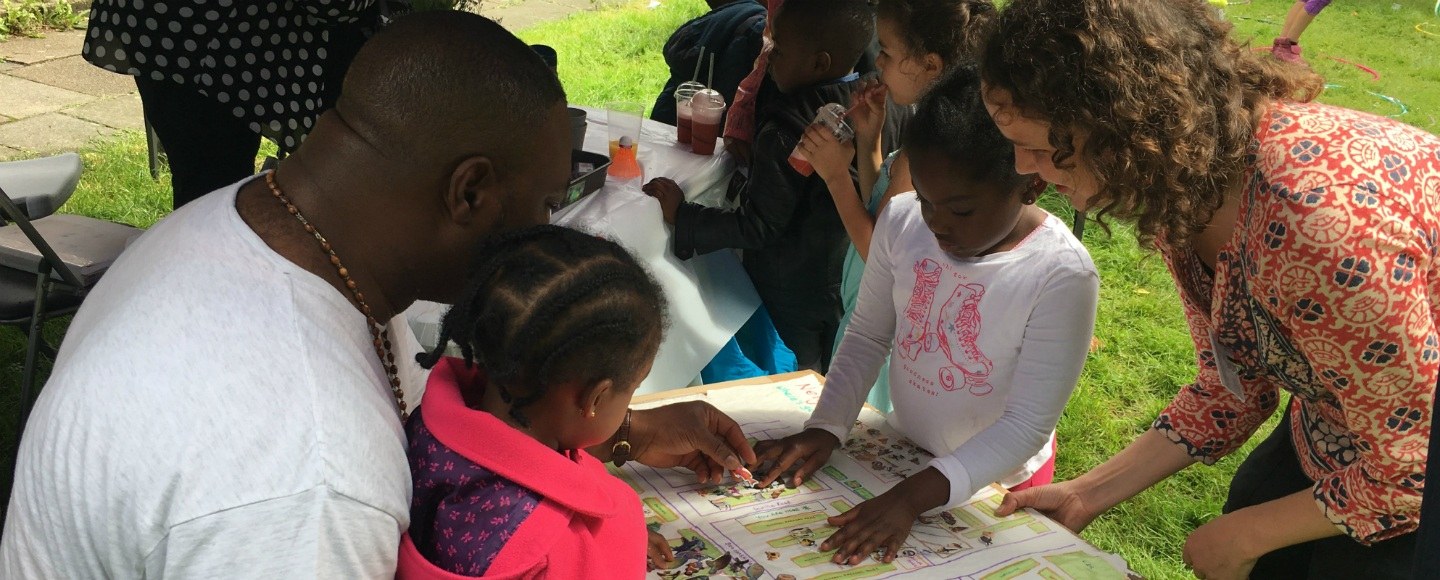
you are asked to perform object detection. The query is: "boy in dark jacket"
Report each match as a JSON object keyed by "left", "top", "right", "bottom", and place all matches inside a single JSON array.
[
  {"left": 651, "top": 0, "right": 766, "bottom": 126},
  {"left": 645, "top": 0, "right": 877, "bottom": 372}
]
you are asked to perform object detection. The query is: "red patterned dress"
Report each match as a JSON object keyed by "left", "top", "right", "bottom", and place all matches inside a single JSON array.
[{"left": 1153, "top": 100, "right": 1439, "bottom": 544}]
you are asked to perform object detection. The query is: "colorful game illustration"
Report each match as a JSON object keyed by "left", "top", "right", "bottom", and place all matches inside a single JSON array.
[{"left": 626, "top": 375, "right": 1136, "bottom": 579}]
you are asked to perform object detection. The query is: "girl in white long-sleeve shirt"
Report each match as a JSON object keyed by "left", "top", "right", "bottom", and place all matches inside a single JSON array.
[{"left": 752, "top": 65, "right": 1100, "bottom": 566}]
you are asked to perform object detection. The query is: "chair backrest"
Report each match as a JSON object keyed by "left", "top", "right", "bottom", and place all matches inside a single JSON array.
[{"left": 0, "top": 184, "right": 86, "bottom": 289}]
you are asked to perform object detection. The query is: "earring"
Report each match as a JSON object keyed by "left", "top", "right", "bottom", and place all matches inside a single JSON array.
[{"left": 587, "top": 407, "right": 597, "bottom": 418}]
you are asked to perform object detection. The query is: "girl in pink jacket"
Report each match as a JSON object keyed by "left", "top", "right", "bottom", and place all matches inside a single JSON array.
[{"left": 397, "top": 225, "right": 669, "bottom": 578}]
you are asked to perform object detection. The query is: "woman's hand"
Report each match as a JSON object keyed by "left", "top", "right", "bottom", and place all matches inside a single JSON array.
[
  {"left": 1183, "top": 513, "right": 1259, "bottom": 580},
  {"left": 627, "top": 401, "right": 758, "bottom": 484},
  {"left": 751, "top": 428, "right": 840, "bottom": 487},
  {"left": 994, "top": 479, "right": 1101, "bottom": 532},
  {"left": 796, "top": 124, "right": 857, "bottom": 186}
]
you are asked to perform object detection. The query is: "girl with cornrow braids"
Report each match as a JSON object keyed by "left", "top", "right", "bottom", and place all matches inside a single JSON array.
[{"left": 399, "top": 225, "right": 677, "bottom": 578}]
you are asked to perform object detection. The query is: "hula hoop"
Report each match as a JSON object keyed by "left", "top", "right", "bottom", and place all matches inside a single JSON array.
[
  {"left": 1324, "top": 84, "right": 1410, "bottom": 118},
  {"left": 1327, "top": 57, "right": 1381, "bottom": 81},
  {"left": 1420, "top": 22, "right": 1440, "bottom": 38}
]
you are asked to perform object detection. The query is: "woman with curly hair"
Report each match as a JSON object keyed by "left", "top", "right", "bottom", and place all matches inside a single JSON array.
[{"left": 980, "top": 1, "right": 1438, "bottom": 578}]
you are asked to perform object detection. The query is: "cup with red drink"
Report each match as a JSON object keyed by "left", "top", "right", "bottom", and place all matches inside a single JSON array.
[
  {"left": 788, "top": 103, "right": 855, "bottom": 176},
  {"left": 674, "top": 81, "right": 706, "bottom": 147},
  {"left": 689, "top": 89, "right": 726, "bottom": 156}
]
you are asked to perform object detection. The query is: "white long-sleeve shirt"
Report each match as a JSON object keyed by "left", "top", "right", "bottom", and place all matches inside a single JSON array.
[{"left": 807, "top": 193, "right": 1099, "bottom": 508}]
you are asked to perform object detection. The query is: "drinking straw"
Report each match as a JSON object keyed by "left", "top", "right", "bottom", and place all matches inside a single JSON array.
[
  {"left": 691, "top": 46, "right": 706, "bottom": 82},
  {"left": 707, "top": 54, "right": 715, "bottom": 90}
]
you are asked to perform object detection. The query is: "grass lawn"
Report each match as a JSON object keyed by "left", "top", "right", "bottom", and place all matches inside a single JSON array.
[{"left": 1, "top": 0, "right": 1437, "bottom": 577}]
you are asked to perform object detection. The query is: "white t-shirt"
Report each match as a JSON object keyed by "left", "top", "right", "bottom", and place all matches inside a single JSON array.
[
  {"left": 1, "top": 177, "right": 429, "bottom": 579},
  {"left": 808, "top": 193, "right": 1099, "bottom": 507}
]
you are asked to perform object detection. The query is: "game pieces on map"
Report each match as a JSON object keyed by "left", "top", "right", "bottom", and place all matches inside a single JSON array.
[{"left": 625, "top": 375, "right": 1136, "bottom": 579}]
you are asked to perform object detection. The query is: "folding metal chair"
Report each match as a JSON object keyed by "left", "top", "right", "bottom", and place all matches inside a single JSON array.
[{"left": 0, "top": 153, "right": 142, "bottom": 448}]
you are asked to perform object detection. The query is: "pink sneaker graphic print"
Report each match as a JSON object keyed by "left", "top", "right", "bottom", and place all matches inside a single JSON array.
[{"left": 897, "top": 259, "right": 994, "bottom": 395}]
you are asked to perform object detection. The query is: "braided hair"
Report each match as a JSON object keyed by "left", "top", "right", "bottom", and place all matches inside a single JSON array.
[{"left": 418, "top": 225, "right": 668, "bottom": 427}]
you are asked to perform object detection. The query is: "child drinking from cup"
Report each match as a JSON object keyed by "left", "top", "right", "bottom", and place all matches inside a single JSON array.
[
  {"left": 645, "top": 0, "right": 886, "bottom": 372},
  {"left": 753, "top": 66, "right": 1099, "bottom": 565},
  {"left": 397, "top": 225, "right": 672, "bottom": 577},
  {"left": 798, "top": 0, "right": 999, "bottom": 412}
]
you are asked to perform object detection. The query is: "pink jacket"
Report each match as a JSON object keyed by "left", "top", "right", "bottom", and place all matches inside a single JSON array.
[{"left": 396, "top": 357, "right": 647, "bottom": 579}]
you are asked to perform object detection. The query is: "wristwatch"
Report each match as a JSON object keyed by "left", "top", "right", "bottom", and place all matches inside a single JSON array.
[{"left": 611, "top": 409, "right": 633, "bottom": 467}]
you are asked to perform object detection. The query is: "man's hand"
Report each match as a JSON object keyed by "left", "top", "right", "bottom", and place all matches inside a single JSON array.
[
  {"left": 628, "top": 401, "right": 758, "bottom": 484},
  {"left": 796, "top": 124, "right": 857, "bottom": 186},
  {"left": 642, "top": 178, "right": 683, "bottom": 225},
  {"left": 751, "top": 428, "right": 840, "bottom": 488}
]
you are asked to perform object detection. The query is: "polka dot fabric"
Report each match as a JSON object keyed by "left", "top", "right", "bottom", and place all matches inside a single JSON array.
[
  {"left": 1153, "top": 100, "right": 1440, "bottom": 545},
  {"left": 82, "top": 0, "right": 377, "bottom": 151}
]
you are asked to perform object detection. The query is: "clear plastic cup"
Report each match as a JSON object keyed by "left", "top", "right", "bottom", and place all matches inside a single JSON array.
[
  {"left": 789, "top": 103, "right": 855, "bottom": 176},
  {"left": 689, "top": 89, "right": 726, "bottom": 156},
  {"left": 606, "top": 102, "right": 646, "bottom": 180},
  {"left": 674, "top": 81, "right": 707, "bottom": 147}
]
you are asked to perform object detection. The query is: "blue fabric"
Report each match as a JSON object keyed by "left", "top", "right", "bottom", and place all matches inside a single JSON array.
[
  {"left": 834, "top": 151, "right": 900, "bottom": 412},
  {"left": 701, "top": 306, "right": 799, "bottom": 383}
]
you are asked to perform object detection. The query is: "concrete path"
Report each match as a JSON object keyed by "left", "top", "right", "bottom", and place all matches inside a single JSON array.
[{"left": 0, "top": 0, "right": 626, "bottom": 161}]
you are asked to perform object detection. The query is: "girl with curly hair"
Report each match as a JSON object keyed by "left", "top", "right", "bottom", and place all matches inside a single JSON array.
[{"left": 980, "top": 1, "right": 1438, "bottom": 578}]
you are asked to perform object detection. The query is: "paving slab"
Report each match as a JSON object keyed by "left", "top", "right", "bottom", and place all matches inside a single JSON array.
[
  {"left": 0, "top": 60, "right": 19, "bottom": 72},
  {"left": 0, "top": 113, "right": 113, "bottom": 154},
  {"left": 0, "top": 29, "right": 88, "bottom": 65},
  {"left": 0, "top": 75, "right": 93, "bottom": 119},
  {"left": 11, "top": 55, "right": 134, "bottom": 98},
  {"left": 0, "top": 145, "right": 21, "bottom": 161},
  {"left": 64, "top": 93, "right": 142, "bottom": 131}
]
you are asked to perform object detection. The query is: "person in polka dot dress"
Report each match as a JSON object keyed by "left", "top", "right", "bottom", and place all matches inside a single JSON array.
[{"left": 83, "top": 0, "right": 378, "bottom": 208}]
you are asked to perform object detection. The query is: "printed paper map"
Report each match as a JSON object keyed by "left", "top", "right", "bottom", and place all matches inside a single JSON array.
[{"left": 622, "top": 374, "right": 1138, "bottom": 580}]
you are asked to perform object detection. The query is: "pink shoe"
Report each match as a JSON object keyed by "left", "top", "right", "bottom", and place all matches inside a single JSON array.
[{"left": 1271, "top": 37, "right": 1305, "bottom": 64}]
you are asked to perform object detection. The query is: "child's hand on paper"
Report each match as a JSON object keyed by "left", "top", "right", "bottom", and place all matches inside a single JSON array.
[
  {"left": 646, "top": 529, "right": 675, "bottom": 569},
  {"left": 822, "top": 468, "right": 950, "bottom": 565},
  {"left": 642, "top": 177, "right": 684, "bottom": 224},
  {"left": 751, "top": 428, "right": 840, "bottom": 488},
  {"left": 797, "top": 124, "right": 856, "bottom": 186}
]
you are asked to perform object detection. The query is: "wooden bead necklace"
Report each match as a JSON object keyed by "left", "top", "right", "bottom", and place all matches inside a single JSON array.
[{"left": 265, "top": 171, "right": 408, "bottom": 420}]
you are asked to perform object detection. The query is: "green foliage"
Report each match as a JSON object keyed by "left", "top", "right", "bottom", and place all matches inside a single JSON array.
[{"left": 0, "top": 0, "right": 83, "bottom": 40}]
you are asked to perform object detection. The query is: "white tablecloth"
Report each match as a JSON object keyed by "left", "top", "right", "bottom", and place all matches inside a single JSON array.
[{"left": 407, "top": 106, "right": 760, "bottom": 395}]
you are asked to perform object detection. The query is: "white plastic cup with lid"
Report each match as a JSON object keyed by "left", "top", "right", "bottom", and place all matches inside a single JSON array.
[{"left": 689, "top": 89, "right": 726, "bottom": 156}]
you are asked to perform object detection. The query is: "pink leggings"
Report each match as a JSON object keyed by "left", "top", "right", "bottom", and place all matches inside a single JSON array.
[{"left": 1006, "top": 438, "right": 1057, "bottom": 492}]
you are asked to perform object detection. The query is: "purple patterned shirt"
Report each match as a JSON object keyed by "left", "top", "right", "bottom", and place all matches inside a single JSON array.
[{"left": 406, "top": 408, "right": 542, "bottom": 576}]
